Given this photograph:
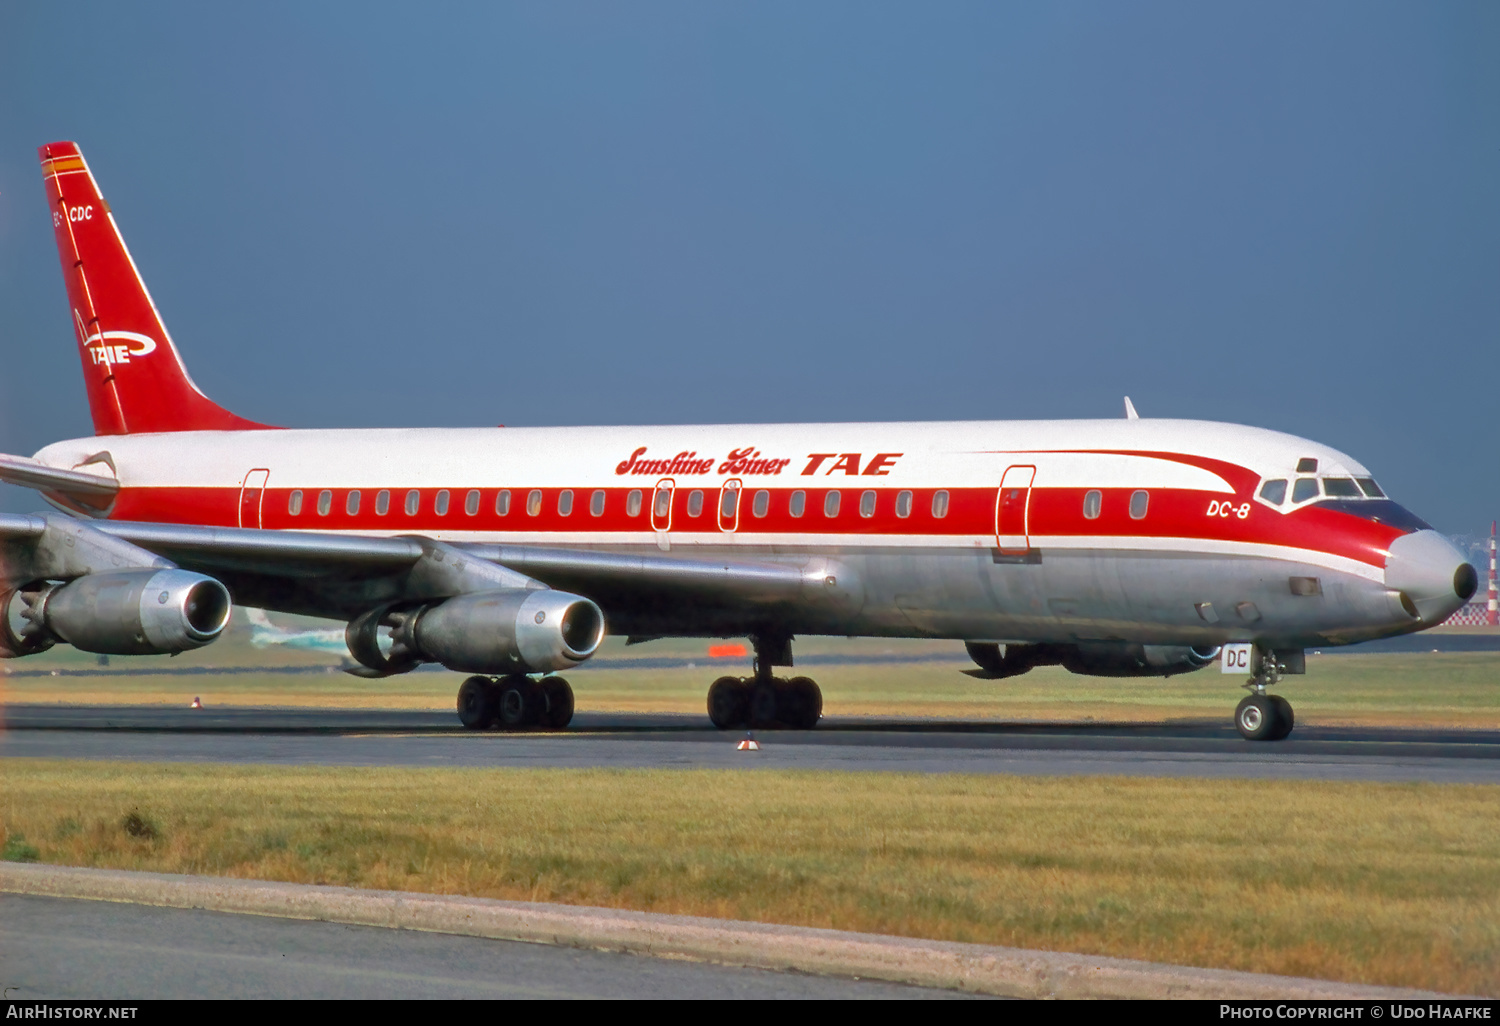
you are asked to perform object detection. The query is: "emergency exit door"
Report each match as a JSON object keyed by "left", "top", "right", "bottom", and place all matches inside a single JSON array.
[
  {"left": 995, "top": 465, "right": 1036, "bottom": 554},
  {"left": 238, "top": 469, "right": 269, "bottom": 528}
]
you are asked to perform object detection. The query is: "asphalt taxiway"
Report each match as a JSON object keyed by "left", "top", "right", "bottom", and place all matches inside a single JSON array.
[
  {"left": 4, "top": 705, "right": 1497, "bottom": 782},
  {"left": 0, "top": 892, "right": 973, "bottom": 999}
]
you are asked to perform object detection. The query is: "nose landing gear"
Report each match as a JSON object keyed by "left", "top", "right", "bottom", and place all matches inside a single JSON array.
[
  {"left": 456, "top": 674, "right": 575, "bottom": 730},
  {"left": 1234, "top": 651, "right": 1295, "bottom": 741},
  {"left": 706, "top": 633, "right": 822, "bottom": 730}
]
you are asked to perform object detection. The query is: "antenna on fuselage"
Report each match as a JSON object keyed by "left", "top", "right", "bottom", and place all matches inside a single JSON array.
[{"left": 1123, "top": 396, "right": 1140, "bottom": 420}]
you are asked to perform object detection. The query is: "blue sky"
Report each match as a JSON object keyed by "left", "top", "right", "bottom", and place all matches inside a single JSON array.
[{"left": 1, "top": 2, "right": 1495, "bottom": 538}]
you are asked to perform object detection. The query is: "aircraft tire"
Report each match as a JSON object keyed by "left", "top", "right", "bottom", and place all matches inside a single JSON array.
[
  {"left": 1234, "top": 694, "right": 1280, "bottom": 741},
  {"left": 1269, "top": 695, "right": 1294, "bottom": 740},
  {"left": 707, "top": 676, "right": 748, "bottom": 729},
  {"left": 748, "top": 680, "right": 779, "bottom": 729},
  {"left": 457, "top": 675, "right": 498, "bottom": 730},
  {"left": 778, "top": 676, "right": 822, "bottom": 730},
  {"left": 539, "top": 676, "right": 575, "bottom": 729},
  {"left": 497, "top": 675, "right": 543, "bottom": 729}
]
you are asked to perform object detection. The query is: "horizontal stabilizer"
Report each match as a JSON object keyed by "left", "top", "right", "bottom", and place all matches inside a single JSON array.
[{"left": 0, "top": 454, "right": 120, "bottom": 508}]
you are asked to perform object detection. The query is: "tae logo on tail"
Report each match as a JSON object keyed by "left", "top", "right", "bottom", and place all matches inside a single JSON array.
[{"left": 82, "top": 329, "right": 157, "bottom": 366}]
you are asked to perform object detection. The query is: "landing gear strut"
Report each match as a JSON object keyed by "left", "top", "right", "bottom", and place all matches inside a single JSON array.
[
  {"left": 456, "top": 674, "right": 574, "bottom": 730},
  {"left": 1234, "top": 650, "right": 1294, "bottom": 741},
  {"left": 706, "top": 634, "right": 822, "bottom": 730}
]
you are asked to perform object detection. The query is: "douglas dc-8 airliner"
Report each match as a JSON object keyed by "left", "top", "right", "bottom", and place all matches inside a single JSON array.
[{"left": 0, "top": 142, "right": 1477, "bottom": 740}]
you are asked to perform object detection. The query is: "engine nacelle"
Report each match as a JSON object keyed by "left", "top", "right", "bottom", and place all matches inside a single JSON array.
[
  {"left": 1061, "top": 642, "right": 1221, "bottom": 678},
  {"left": 965, "top": 641, "right": 1220, "bottom": 679},
  {"left": 14, "top": 569, "right": 231, "bottom": 655},
  {"left": 413, "top": 589, "right": 605, "bottom": 673},
  {"left": 347, "top": 588, "right": 606, "bottom": 676}
]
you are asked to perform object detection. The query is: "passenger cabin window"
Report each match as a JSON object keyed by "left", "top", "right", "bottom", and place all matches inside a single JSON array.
[
  {"left": 590, "top": 490, "right": 606, "bottom": 516},
  {"left": 317, "top": 489, "right": 332, "bottom": 516},
  {"left": 752, "top": 490, "right": 770, "bottom": 518},
  {"left": 557, "top": 490, "right": 573, "bottom": 516},
  {"left": 824, "top": 490, "right": 841, "bottom": 517},
  {"left": 495, "top": 489, "right": 511, "bottom": 516},
  {"left": 653, "top": 487, "right": 671, "bottom": 519},
  {"left": 626, "top": 489, "right": 642, "bottom": 517},
  {"left": 931, "top": 490, "right": 949, "bottom": 519},
  {"left": 1322, "top": 477, "right": 1361, "bottom": 498},
  {"left": 687, "top": 490, "right": 704, "bottom": 517},
  {"left": 860, "top": 490, "right": 876, "bottom": 518},
  {"left": 1356, "top": 478, "right": 1385, "bottom": 498},
  {"left": 720, "top": 488, "right": 738, "bottom": 519},
  {"left": 375, "top": 489, "right": 390, "bottom": 516},
  {"left": 1259, "top": 479, "right": 1287, "bottom": 505},
  {"left": 288, "top": 490, "right": 303, "bottom": 516},
  {"left": 1083, "top": 489, "right": 1102, "bottom": 519},
  {"left": 1129, "top": 490, "right": 1149, "bottom": 520},
  {"left": 405, "top": 489, "right": 420, "bottom": 516},
  {"left": 789, "top": 490, "right": 806, "bottom": 518},
  {"left": 527, "top": 489, "right": 543, "bottom": 516},
  {"left": 346, "top": 490, "right": 361, "bottom": 516},
  {"left": 435, "top": 490, "right": 450, "bottom": 516},
  {"left": 465, "top": 490, "right": 480, "bottom": 516},
  {"left": 895, "top": 490, "right": 912, "bottom": 518},
  {"left": 1292, "top": 478, "right": 1320, "bottom": 504}
]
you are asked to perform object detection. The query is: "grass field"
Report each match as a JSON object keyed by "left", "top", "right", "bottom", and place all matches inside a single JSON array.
[
  {"left": 2, "top": 760, "right": 1496, "bottom": 994},
  {"left": 3, "top": 622, "right": 1496, "bottom": 728}
]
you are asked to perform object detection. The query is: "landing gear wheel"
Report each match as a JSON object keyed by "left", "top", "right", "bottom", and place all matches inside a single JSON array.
[
  {"left": 1268, "top": 695, "right": 1294, "bottom": 740},
  {"left": 1235, "top": 694, "right": 1281, "bottom": 741},
  {"left": 497, "top": 675, "right": 543, "bottom": 729},
  {"left": 777, "top": 676, "right": 822, "bottom": 730},
  {"left": 457, "top": 675, "right": 497, "bottom": 730},
  {"left": 748, "top": 680, "right": 779, "bottom": 729},
  {"left": 538, "top": 676, "right": 575, "bottom": 729},
  {"left": 707, "top": 676, "right": 748, "bottom": 730}
]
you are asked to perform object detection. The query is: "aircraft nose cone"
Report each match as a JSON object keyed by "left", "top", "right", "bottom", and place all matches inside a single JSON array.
[{"left": 1385, "top": 530, "right": 1475, "bottom": 624}]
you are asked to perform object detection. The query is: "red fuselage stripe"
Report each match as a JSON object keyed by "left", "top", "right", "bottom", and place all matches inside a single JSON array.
[{"left": 106, "top": 483, "right": 1403, "bottom": 567}]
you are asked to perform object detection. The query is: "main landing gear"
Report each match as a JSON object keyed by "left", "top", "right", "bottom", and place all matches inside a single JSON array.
[
  {"left": 1234, "top": 652, "right": 1294, "bottom": 741},
  {"left": 706, "top": 634, "right": 822, "bottom": 731},
  {"left": 457, "top": 674, "right": 574, "bottom": 731}
]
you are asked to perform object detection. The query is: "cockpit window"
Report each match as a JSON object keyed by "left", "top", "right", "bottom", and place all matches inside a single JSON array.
[
  {"left": 1258, "top": 479, "right": 1287, "bottom": 505},
  {"left": 1291, "top": 478, "right": 1320, "bottom": 503},
  {"left": 1356, "top": 478, "right": 1385, "bottom": 498},
  {"left": 1322, "top": 477, "right": 1361, "bottom": 498}
]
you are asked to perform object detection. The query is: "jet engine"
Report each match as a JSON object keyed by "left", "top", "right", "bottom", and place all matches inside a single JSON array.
[
  {"left": 2, "top": 569, "right": 232, "bottom": 656},
  {"left": 966, "top": 641, "right": 1219, "bottom": 678},
  {"left": 1060, "top": 642, "right": 1221, "bottom": 677},
  {"left": 346, "top": 588, "right": 605, "bottom": 676}
]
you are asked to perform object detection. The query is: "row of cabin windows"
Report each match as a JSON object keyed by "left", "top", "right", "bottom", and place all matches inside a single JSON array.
[
  {"left": 1081, "top": 489, "right": 1150, "bottom": 521},
  {"left": 285, "top": 487, "right": 1164, "bottom": 522},
  {"left": 287, "top": 487, "right": 955, "bottom": 520}
]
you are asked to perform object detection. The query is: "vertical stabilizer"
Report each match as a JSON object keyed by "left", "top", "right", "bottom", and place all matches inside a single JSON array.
[{"left": 39, "top": 142, "right": 271, "bottom": 434}]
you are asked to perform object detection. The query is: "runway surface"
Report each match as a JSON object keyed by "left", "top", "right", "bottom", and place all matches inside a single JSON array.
[
  {"left": 0, "top": 893, "right": 970, "bottom": 1000},
  {"left": 4, "top": 705, "right": 1498, "bottom": 782}
]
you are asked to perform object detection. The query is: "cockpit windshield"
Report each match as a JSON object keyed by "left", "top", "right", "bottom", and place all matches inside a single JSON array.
[
  {"left": 1258, "top": 473, "right": 1390, "bottom": 508},
  {"left": 1291, "top": 478, "right": 1320, "bottom": 503}
]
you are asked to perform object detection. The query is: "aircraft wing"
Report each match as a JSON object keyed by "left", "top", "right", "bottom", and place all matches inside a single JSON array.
[{"left": 0, "top": 512, "right": 830, "bottom": 634}]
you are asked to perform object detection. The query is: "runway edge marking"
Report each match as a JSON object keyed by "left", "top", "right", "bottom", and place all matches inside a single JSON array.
[{"left": 0, "top": 862, "right": 1461, "bottom": 999}]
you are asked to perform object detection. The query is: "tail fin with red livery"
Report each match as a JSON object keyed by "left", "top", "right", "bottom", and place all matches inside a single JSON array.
[{"left": 39, "top": 142, "right": 272, "bottom": 435}]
